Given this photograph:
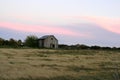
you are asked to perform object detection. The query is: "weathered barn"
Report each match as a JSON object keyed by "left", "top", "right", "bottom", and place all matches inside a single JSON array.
[{"left": 38, "top": 35, "right": 58, "bottom": 48}]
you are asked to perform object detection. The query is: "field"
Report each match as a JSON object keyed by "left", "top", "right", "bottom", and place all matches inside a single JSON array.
[{"left": 0, "top": 49, "right": 120, "bottom": 80}]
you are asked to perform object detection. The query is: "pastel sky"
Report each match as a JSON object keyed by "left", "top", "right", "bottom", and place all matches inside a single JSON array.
[{"left": 0, "top": 0, "right": 120, "bottom": 47}]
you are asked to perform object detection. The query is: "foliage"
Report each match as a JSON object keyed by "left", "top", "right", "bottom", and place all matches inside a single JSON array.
[
  {"left": 0, "top": 38, "right": 4, "bottom": 46},
  {"left": 24, "top": 35, "right": 38, "bottom": 48},
  {"left": 0, "top": 37, "right": 23, "bottom": 48}
]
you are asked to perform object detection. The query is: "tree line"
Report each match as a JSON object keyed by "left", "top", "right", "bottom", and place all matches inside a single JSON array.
[
  {"left": 0, "top": 35, "right": 120, "bottom": 50},
  {"left": 0, "top": 35, "right": 38, "bottom": 48},
  {"left": 59, "top": 44, "right": 120, "bottom": 50}
]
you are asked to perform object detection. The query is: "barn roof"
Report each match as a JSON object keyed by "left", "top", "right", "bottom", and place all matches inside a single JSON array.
[{"left": 39, "top": 35, "right": 58, "bottom": 40}]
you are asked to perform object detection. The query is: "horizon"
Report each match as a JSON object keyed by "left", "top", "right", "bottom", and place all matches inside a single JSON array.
[{"left": 0, "top": 0, "right": 120, "bottom": 47}]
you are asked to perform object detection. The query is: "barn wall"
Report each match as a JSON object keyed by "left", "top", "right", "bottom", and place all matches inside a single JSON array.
[
  {"left": 44, "top": 36, "right": 58, "bottom": 48},
  {"left": 39, "top": 39, "right": 44, "bottom": 48}
]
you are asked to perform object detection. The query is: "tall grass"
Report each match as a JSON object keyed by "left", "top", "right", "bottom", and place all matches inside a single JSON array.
[{"left": 0, "top": 49, "right": 119, "bottom": 80}]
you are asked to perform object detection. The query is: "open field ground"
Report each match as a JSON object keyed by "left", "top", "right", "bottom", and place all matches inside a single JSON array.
[{"left": 0, "top": 49, "right": 120, "bottom": 80}]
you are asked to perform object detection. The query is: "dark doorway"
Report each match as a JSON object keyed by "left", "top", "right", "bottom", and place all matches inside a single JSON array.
[{"left": 50, "top": 44, "right": 55, "bottom": 48}]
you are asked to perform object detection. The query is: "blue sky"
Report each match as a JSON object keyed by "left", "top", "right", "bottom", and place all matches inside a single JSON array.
[{"left": 0, "top": 0, "right": 120, "bottom": 47}]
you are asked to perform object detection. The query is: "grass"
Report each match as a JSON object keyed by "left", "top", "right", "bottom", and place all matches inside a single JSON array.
[{"left": 0, "top": 49, "right": 120, "bottom": 80}]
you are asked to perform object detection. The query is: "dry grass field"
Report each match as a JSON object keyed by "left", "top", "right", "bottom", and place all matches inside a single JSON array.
[{"left": 0, "top": 49, "right": 120, "bottom": 80}]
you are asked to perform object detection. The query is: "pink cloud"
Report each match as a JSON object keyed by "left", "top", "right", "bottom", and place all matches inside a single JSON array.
[
  {"left": 0, "top": 21, "right": 88, "bottom": 37},
  {"left": 81, "top": 16, "right": 120, "bottom": 34}
]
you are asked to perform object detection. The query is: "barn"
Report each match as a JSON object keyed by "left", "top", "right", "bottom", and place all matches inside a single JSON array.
[{"left": 38, "top": 35, "right": 58, "bottom": 48}]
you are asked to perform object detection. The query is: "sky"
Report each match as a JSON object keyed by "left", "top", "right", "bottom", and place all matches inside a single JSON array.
[{"left": 0, "top": 0, "right": 120, "bottom": 47}]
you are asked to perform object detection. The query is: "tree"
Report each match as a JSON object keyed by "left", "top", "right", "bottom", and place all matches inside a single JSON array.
[
  {"left": 0, "top": 38, "right": 5, "bottom": 46},
  {"left": 24, "top": 35, "right": 38, "bottom": 48},
  {"left": 8, "top": 38, "right": 18, "bottom": 47},
  {"left": 78, "top": 44, "right": 90, "bottom": 49},
  {"left": 17, "top": 39, "right": 23, "bottom": 47},
  {"left": 90, "top": 45, "right": 101, "bottom": 50}
]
